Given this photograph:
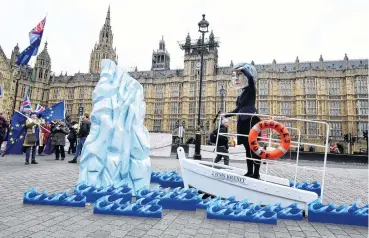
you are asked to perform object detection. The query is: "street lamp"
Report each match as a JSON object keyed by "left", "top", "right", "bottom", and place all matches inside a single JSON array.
[
  {"left": 220, "top": 85, "right": 225, "bottom": 113},
  {"left": 194, "top": 14, "right": 209, "bottom": 160}
]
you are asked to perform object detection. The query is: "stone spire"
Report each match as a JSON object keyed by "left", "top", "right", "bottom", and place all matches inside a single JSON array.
[
  {"left": 89, "top": 6, "right": 118, "bottom": 74},
  {"left": 10, "top": 43, "right": 20, "bottom": 66},
  {"left": 344, "top": 53, "right": 348, "bottom": 61},
  {"left": 105, "top": 5, "right": 110, "bottom": 26}
]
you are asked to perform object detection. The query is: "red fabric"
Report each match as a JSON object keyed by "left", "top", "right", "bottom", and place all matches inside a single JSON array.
[{"left": 42, "top": 123, "right": 51, "bottom": 144}]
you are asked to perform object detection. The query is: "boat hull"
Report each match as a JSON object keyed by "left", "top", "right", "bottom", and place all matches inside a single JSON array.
[{"left": 178, "top": 147, "right": 318, "bottom": 214}]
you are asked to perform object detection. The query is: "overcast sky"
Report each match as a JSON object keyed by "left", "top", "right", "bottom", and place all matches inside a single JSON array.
[{"left": 1, "top": 0, "right": 368, "bottom": 74}]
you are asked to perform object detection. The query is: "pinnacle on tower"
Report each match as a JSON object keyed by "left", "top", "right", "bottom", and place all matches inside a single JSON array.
[{"left": 105, "top": 5, "right": 111, "bottom": 26}]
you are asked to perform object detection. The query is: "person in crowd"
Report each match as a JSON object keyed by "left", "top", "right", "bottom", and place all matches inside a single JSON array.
[
  {"left": 69, "top": 113, "right": 91, "bottom": 163},
  {"left": 51, "top": 120, "right": 70, "bottom": 160},
  {"left": 23, "top": 112, "right": 44, "bottom": 165},
  {"left": 0, "top": 112, "right": 9, "bottom": 152},
  {"left": 225, "top": 63, "right": 261, "bottom": 179},
  {"left": 213, "top": 118, "right": 230, "bottom": 166},
  {"left": 67, "top": 121, "right": 78, "bottom": 154}
]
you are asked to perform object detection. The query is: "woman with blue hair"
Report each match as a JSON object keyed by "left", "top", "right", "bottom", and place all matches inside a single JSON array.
[{"left": 225, "top": 63, "right": 261, "bottom": 179}]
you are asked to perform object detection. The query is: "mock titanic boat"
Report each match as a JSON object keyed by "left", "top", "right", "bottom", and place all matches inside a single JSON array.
[{"left": 178, "top": 113, "right": 330, "bottom": 215}]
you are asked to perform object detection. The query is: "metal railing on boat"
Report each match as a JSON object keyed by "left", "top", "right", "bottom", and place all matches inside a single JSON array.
[{"left": 212, "top": 113, "right": 330, "bottom": 202}]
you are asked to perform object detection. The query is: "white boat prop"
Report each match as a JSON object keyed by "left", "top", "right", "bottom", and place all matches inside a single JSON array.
[{"left": 178, "top": 113, "right": 330, "bottom": 215}]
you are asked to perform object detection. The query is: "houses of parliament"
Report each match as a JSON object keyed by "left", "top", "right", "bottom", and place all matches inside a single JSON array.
[{"left": 0, "top": 7, "right": 368, "bottom": 152}]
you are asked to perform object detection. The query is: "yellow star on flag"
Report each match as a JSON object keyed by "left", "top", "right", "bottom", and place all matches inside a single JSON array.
[{"left": 15, "top": 124, "right": 19, "bottom": 127}]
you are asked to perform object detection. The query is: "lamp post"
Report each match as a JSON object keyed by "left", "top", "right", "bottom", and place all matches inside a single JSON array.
[{"left": 194, "top": 14, "right": 209, "bottom": 160}]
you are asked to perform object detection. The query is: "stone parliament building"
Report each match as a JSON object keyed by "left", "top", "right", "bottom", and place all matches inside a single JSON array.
[{"left": 0, "top": 7, "right": 368, "bottom": 152}]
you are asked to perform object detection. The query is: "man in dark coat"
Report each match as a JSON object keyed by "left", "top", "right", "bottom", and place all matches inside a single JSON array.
[
  {"left": 214, "top": 118, "right": 230, "bottom": 165},
  {"left": 51, "top": 120, "right": 69, "bottom": 160},
  {"left": 69, "top": 113, "right": 91, "bottom": 163},
  {"left": 225, "top": 63, "right": 261, "bottom": 179}
]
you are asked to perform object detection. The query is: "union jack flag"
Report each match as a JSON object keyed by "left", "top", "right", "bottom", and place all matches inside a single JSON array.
[
  {"left": 35, "top": 104, "right": 45, "bottom": 113},
  {"left": 29, "top": 17, "right": 46, "bottom": 45},
  {"left": 20, "top": 94, "right": 33, "bottom": 112}
]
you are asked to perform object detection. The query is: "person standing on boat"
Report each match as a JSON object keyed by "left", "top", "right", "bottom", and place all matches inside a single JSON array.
[
  {"left": 225, "top": 62, "right": 261, "bottom": 179},
  {"left": 213, "top": 118, "right": 230, "bottom": 166}
]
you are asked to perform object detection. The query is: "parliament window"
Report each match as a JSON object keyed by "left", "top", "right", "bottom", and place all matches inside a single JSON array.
[
  {"left": 79, "top": 88, "right": 86, "bottom": 99},
  {"left": 153, "top": 119, "right": 162, "bottom": 132},
  {"left": 280, "top": 80, "right": 292, "bottom": 96},
  {"left": 305, "top": 100, "right": 317, "bottom": 115},
  {"left": 258, "top": 101, "right": 269, "bottom": 115},
  {"left": 189, "top": 83, "right": 195, "bottom": 97},
  {"left": 304, "top": 78, "right": 316, "bottom": 95},
  {"left": 258, "top": 80, "right": 268, "bottom": 96},
  {"left": 329, "top": 101, "right": 340, "bottom": 116},
  {"left": 354, "top": 76, "right": 368, "bottom": 95},
  {"left": 67, "top": 88, "right": 74, "bottom": 99},
  {"left": 189, "top": 102, "right": 196, "bottom": 114},
  {"left": 330, "top": 122, "right": 342, "bottom": 137},
  {"left": 154, "top": 102, "right": 163, "bottom": 115},
  {"left": 328, "top": 79, "right": 340, "bottom": 95},
  {"left": 66, "top": 104, "right": 73, "bottom": 116},
  {"left": 305, "top": 122, "right": 318, "bottom": 136},
  {"left": 155, "top": 85, "right": 164, "bottom": 98},
  {"left": 171, "top": 84, "right": 180, "bottom": 97},
  {"left": 53, "top": 88, "right": 60, "bottom": 100},
  {"left": 358, "top": 122, "right": 368, "bottom": 136},
  {"left": 280, "top": 102, "right": 292, "bottom": 115},
  {"left": 171, "top": 102, "right": 179, "bottom": 114},
  {"left": 216, "top": 81, "right": 227, "bottom": 96},
  {"left": 356, "top": 100, "right": 368, "bottom": 115}
]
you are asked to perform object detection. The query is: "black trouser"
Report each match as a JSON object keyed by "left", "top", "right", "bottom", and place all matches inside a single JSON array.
[
  {"left": 244, "top": 143, "right": 261, "bottom": 177},
  {"left": 214, "top": 146, "right": 229, "bottom": 165},
  {"left": 38, "top": 145, "right": 44, "bottom": 155},
  {"left": 68, "top": 139, "right": 76, "bottom": 154},
  {"left": 55, "top": 145, "right": 65, "bottom": 159}
]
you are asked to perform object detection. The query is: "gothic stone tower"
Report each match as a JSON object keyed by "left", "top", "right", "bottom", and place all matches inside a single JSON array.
[
  {"left": 89, "top": 6, "right": 118, "bottom": 74},
  {"left": 151, "top": 36, "right": 170, "bottom": 70}
]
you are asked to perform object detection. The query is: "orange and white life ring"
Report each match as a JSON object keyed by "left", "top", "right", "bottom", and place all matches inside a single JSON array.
[{"left": 248, "top": 120, "right": 291, "bottom": 160}]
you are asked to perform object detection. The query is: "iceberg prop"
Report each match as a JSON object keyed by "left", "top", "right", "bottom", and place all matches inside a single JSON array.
[
  {"left": 290, "top": 180, "right": 321, "bottom": 196},
  {"left": 207, "top": 200, "right": 277, "bottom": 224},
  {"left": 78, "top": 59, "right": 151, "bottom": 195},
  {"left": 74, "top": 183, "right": 132, "bottom": 203},
  {"left": 23, "top": 188, "right": 86, "bottom": 207},
  {"left": 308, "top": 200, "right": 368, "bottom": 227},
  {"left": 93, "top": 195, "right": 162, "bottom": 218},
  {"left": 271, "top": 203, "right": 303, "bottom": 220}
]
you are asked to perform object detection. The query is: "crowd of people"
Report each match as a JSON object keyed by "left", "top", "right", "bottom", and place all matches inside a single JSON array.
[{"left": 0, "top": 111, "right": 91, "bottom": 165}]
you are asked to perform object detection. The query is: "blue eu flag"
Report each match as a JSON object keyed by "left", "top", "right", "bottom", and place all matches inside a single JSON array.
[
  {"left": 5, "top": 111, "right": 27, "bottom": 155},
  {"left": 16, "top": 37, "right": 42, "bottom": 66},
  {"left": 40, "top": 101, "right": 65, "bottom": 123}
]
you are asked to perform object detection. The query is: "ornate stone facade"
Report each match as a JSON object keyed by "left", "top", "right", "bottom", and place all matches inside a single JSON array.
[
  {"left": 89, "top": 6, "right": 118, "bottom": 74},
  {"left": 1, "top": 7, "right": 367, "bottom": 152}
]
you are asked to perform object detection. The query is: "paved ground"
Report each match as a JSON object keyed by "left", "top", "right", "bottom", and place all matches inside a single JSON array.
[{"left": 0, "top": 153, "right": 367, "bottom": 238}]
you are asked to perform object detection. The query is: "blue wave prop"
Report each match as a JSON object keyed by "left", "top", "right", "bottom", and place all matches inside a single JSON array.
[
  {"left": 196, "top": 196, "right": 222, "bottom": 209},
  {"left": 159, "top": 187, "right": 203, "bottom": 210},
  {"left": 271, "top": 203, "right": 303, "bottom": 220},
  {"left": 308, "top": 200, "right": 368, "bottom": 227},
  {"left": 93, "top": 195, "right": 162, "bottom": 218},
  {"left": 74, "top": 183, "right": 132, "bottom": 203},
  {"left": 207, "top": 199, "right": 277, "bottom": 224},
  {"left": 290, "top": 180, "right": 321, "bottom": 196},
  {"left": 151, "top": 170, "right": 184, "bottom": 188},
  {"left": 137, "top": 187, "right": 202, "bottom": 211},
  {"left": 23, "top": 188, "right": 86, "bottom": 207}
]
